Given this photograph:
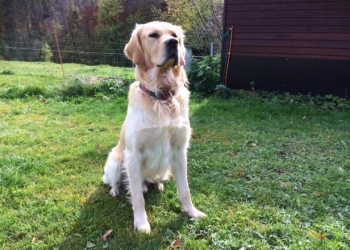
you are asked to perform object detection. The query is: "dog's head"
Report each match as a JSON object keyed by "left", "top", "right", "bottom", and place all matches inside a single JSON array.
[{"left": 124, "top": 21, "right": 186, "bottom": 70}]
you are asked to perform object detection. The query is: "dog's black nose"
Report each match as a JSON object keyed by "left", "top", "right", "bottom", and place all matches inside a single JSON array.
[{"left": 166, "top": 38, "right": 178, "bottom": 47}]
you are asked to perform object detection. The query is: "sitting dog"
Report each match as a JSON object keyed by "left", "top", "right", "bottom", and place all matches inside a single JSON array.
[{"left": 102, "top": 21, "right": 206, "bottom": 233}]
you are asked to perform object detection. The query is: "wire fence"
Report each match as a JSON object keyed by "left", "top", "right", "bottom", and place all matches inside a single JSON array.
[
  {"left": 0, "top": 30, "right": 222, "bottom": 68},
  {"left": 0, "top": 30, "right": 131, "bottom": 67}
]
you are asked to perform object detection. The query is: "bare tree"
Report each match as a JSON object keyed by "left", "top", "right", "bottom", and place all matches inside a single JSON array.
[{"left": 153, "top": 0, "right": 224, "bottom": 54}]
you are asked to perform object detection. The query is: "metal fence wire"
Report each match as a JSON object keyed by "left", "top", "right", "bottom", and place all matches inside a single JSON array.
[
  {"left": 1, "top": 30, "right": 132, "bottom": 67},
  {"left": 0, "top": 30, "right": 220, "bottom": 67}
]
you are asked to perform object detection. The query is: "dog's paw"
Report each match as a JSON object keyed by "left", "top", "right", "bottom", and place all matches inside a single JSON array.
[
  {"left": 134, "top": 212, "right": 151, "bottom": 233},
  {"left": 134, "top": 221, "right": 151, "bottom": 234},
  {"left": 187, "top": 207, "right": 207, "bottom": 219},
  {"left": 154, "top": 182, "right": 164, "bottom": 192},
  {"left": 109, "top": 187, "right": 119, "bottom": 197},
  {"left": 142, "top": 182, "right": 148, "bottom": 193}
]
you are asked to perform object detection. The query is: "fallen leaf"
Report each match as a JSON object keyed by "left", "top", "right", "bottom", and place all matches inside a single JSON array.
[
  {"left": 32, "top": 236, "right": 37, "bottom": 243},
  {"left": 302, "top": 116, "right": 307, "bottom": 120},
  {"left": 91, "top": 199, "right": 99, "bottom": 205},
  {"left": 310, "top": 231, "right": 326, "bottom": 240},
  {"left": 103, "top": 229, "right": 113, "bottom": 241},
  {"left": 17, "top": 232, "right": 24, "bottom": 239},
  {"left": 314, "top": 191, "right": 321, "bottom": 196},
  {"left": 318, "top": 234, "right": 326, "bottom": 240},
  {"left": 275, "top": 168, "right": 285, "bottom": 174},
  {"left": 305, "top": 178, "right": 313, "bottom": 184},
  {"left": 96, "top": 143, "right": 101, "bottom": 153},
  {"left": 280, "top": 182, "right": 288, "bottom": 189},
  {"left": 41, "top": 98, "right": 47, "bottom": 103},
  {"left": 86, "top": 241, "right": 96, "bottom": 248},
  {"left": 172, "top": 240, "right": 181, "bottom": 248}
]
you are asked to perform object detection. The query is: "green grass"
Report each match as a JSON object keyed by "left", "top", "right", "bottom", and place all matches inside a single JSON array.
[
  {"left": 0, "top": 61, "right": 350, "bottom": 249},
  {"left": 0, "top": 61, "right": 133, "bottom": 99}
]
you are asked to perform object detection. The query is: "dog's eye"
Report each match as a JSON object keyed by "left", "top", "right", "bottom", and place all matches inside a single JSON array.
[
  {"left": 171, "top": 33, "right": 177, "bottom": 38},
  {"left": 149, "top": 32, "right": 159, "bottom": 39}
]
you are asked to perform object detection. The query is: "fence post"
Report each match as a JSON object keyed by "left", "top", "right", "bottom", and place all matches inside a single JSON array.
[
  {"left": 54, "top": 28, "right": 65, "bottom": 77},
  {"left": 210, "top": 42, "right": 214, "bottom": 57}
]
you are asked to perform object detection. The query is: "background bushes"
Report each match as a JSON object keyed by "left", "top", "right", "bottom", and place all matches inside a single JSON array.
[{"left": 188, "top": 56, "right": 221, "bottom": 95}]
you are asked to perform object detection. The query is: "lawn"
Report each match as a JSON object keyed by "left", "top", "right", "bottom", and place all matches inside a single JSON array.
[{"left": 0, "top": 61, "right": 349, "bottom": 249}]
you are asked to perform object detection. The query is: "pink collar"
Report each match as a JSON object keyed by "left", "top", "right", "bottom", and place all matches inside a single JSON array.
[{"left": 139, "top": 83, "right": 175, "bottom": 101}]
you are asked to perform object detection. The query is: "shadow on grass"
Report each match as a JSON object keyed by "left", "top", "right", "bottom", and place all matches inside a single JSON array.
[
  {"left": 57, "top": 182, "right": 194, "bottom": 249},
  {"left": 57, "top": 146, "right": 193, "bottom": 250}
]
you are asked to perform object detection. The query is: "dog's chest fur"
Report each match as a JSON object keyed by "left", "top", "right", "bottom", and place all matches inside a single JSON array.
[
  {"left": 130, "top": 124, "right": 190, "bottom": 182},
  {"left": 123, "top": 82, "right": 191, "bottom": 182}
]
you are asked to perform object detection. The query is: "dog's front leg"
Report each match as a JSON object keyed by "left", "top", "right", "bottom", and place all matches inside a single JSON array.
[
  {"left": 172, "top": 149, "right": 207, "bottom": 219},
  {"left": 125, "top": 149, "right": 151, "bottom": 233}
]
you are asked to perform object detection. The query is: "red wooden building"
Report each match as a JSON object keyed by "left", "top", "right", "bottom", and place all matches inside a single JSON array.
[{"left": 221, "top": 0, "right": 350, "bottom": 98}]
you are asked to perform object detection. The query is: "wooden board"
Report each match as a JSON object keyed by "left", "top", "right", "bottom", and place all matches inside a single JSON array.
[
  {"left": 222, "top": 0, "right": 350, "bottom": 60},
  {"left": 221, "top": 0, "right": 350, "bottom": 96}
]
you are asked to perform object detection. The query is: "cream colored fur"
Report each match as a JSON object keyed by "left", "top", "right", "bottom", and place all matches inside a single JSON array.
[{"left": 102, "top": 21, "right": 206, "bottom": 233}]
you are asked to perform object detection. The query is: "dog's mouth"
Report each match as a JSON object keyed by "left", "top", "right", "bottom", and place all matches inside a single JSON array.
[
  {"left": 157, "top": 56, "right": 178, "bottom": 68},
  {"left": 157, "top": 54, "right": 178, "bottom": 68}
]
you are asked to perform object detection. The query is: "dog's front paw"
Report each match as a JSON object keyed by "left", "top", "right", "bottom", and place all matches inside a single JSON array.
[
  {"left": 109, "top": 187, "right": 119, "bottom": 197},
  {"left": 134, "top": 212, "right": 151, "bottom": 233},
  {"left": 134, "top": 221, "right": 151, "bottom": 234},
  {"left": 187, "top": 207, "right": 207, "bottom": 219}
]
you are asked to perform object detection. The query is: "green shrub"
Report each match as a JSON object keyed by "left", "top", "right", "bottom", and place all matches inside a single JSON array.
[
  {"left": 3, "top": 86, "right": 46, "bottom": 99},
  {"left": 0, "top": 70, "right": 14, "bottom": 75},
  {"left": 59, "top": 78, "right": 129, "bottom": 100},
  {"left": 214, "top": 84, "right": 232, "bottom": 99},
  {"left": 40, "top": 42, "right": 53, "bottom": 62},
  {"left": 257, "top": 92, "right": 350, "bottom": 111},
  {"left": 188, "top": 56, "right": 221, "bottom": 95}
]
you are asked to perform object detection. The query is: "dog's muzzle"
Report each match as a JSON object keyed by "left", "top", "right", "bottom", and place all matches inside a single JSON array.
[{"left": 158, "top": 38, "right": 179, "bottom": 68}]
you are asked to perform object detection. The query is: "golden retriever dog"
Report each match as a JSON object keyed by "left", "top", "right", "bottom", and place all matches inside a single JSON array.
[{"left": 102, "top": 21, "right": 206, "bottom": 233}]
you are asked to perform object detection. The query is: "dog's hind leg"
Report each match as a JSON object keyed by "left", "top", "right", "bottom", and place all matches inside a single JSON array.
[
  {"left": 103, "top": 123, "right": 126, "bottom": 196},
  {"left": 102, "top": 158, "right": 122, "bottom": 196},
  {"left": 142, "top": 182, "right": 148, "bottom": 193}
]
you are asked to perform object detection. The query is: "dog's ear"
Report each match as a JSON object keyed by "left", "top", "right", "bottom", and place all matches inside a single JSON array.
[
  {"left": 178, "top": 36, "right": 186, "bottom": 66},
  {"left": 124, "top": 24, "right": 145, "bottom": 68},
  {"left": 177, "top": 27, "right": 186, "bottom": 67}
]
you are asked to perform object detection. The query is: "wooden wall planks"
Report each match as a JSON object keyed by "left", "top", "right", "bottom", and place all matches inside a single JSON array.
[
  {"left": 221, "top": 0, "right": 350, "bottom": 97},
  {"left": 223, "top": 0, "right": 350, "bottom": 60}
]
